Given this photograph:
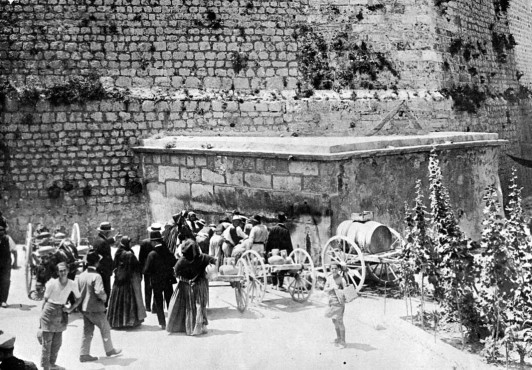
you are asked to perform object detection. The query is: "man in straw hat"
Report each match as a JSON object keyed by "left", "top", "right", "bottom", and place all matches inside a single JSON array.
[
  {"left": 143, "top": 229, "right": 177, "bottom": 330},
  {"left": 0, "top": 330, "right": 37, "bottom": 369},
  {"left": 92, "top": 222, "right": 121, "bottom": 306},
  {"left": 77, "top": 251, "right": 121, "bottom": 362}
]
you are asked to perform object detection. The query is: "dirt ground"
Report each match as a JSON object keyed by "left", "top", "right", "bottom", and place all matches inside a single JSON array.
[{"left": 0, "top": 245, "right": 497, "bottom": 370}]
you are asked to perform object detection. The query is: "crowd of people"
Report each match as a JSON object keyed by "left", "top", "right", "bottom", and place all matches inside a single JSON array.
[{"left": 0, "top": 208, "right": 352, "bottom": 369}]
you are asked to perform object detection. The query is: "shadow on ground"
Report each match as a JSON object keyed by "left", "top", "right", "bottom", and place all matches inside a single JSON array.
[
  {"left": 95, "top": 356, "right": 137, "bottom": 367},
  {"left": 208, "top": 306, "right": 263, "bottom": 320},
  {"left": 345, "top": 342, "right": 377, "bottom": 351},
  {"left": 5, "top": 303, "right": 37, "bottom": 311}
]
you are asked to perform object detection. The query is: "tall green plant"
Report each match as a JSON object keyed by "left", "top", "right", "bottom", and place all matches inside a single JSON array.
[
  {"left": 428, "top": 150, "right": 479, "bottom": 341},
  {"left": 477, "top": 184, "right": 513, "bottom": 362},
  {"left": 504, "top": 169, "right": 532, "bottom": 366}
]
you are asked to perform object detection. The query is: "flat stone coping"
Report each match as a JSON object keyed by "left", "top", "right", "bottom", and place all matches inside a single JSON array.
[{"left": 133, "top": 132, "right": 505, "bottom": 160}]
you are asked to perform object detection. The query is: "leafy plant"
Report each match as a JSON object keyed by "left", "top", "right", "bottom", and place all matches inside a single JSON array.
[{"left": 47, "top": 74, "right": 106, "bottom": 106}]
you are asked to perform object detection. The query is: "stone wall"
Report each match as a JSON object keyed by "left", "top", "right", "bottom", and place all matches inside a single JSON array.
[
  {"left": 2, "top": 0, "right": 532, "bottom": 241},
  {"left": 135, "top": 137, "right": 502, "bottom": 261}
]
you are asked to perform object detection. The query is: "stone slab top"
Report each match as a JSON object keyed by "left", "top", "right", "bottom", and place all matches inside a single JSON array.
[{"left": 133, "top": 132, "right": 505, "bottom": 160}]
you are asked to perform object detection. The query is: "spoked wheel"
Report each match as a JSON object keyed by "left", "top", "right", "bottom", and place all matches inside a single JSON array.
[
  {"left": 234, "top": 281, "right": 248, "bottom": 313},
  {"left": 322, "top": 235, "right": 366, "bottom": 293},
  {"left": 286, "top": 248, "right": 316, "bottom": 303},
  {"left": 366, "top": 227, "right": 403, "bottom": 285},
  {"left": 25, "top": 223, "right": 33, "bottom": 297},
  {"left": 238, "top": 250, "right": 267, "bottom": 305},
  {"left": 71, "top": 223, "right": 80, "bottom": 246}
]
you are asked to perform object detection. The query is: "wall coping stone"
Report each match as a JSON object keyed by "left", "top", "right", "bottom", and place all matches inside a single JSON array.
[{"left": 133, "top": 133, "right": 505, "bottom": 161}]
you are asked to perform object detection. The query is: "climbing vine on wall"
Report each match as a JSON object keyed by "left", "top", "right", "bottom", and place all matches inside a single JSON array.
[
  {"left": 0, "top": 73, "right": 115, "bottom": 108},
  {"left": 295, "top": 25, "right": 399, "bottom": 91}
]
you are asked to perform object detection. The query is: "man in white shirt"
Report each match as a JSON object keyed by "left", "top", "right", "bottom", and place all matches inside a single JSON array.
[{"left": 222, "top": 216, "right": 248, "bottom": 258}]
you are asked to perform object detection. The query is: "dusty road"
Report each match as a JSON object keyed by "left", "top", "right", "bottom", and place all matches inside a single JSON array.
[{"left": 0, "top": 246, "right": 494, "bottom": 370}]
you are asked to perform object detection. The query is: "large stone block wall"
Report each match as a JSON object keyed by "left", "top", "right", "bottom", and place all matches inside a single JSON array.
[
  {"left": 135, "top": 143, "right": 501, "bottom": 262},
  {"left": 1, "top": 0, "right": 306, "bottom": 90},
  {"left": 2, "top": 0, "right": 532, "bottom": 240}
]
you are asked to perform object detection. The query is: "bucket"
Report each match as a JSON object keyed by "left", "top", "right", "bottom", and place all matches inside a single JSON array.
[{"left": 336, "top": 220, "right": 392, "bottom": 254}]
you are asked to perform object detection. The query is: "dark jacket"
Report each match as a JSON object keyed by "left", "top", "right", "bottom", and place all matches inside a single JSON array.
[
  {"left": 265, "top": 223, "right": 293, "bottom": 256},
  {"left": 143, "top": 244, "right": 177, "bottom": 285},
  {"left": 92, "top": 233, "right": 115, "bottom": 277},
  {"left": 139, "top": 238, "right": 154, "bottom": 271},
  {"left": 0, "top": 235, "right": 11, "bottom": 267}
]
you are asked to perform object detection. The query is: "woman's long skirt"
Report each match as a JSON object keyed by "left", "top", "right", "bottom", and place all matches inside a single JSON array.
[
  {"left": 166, "top": 276, "right": 209, "bottom": 335},
  {"left": 107, "top": 274, "right": 147, "bottom": 328}
]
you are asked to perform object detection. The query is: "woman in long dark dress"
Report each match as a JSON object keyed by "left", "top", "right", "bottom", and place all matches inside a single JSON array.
[
  {"left": 166, "top": 239, "right": 216, "bottom": 335},
  {"left": 107, "top": 236, "right": 147, "bottom": 329}
]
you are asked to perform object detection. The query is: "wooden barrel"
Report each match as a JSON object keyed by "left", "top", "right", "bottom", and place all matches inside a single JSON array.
[{"left": 336, "top": 220, "right": 392, "bottom": 254}]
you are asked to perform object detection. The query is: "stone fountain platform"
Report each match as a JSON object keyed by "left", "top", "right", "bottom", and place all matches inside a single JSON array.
[{"left": 137, "top": 132, "right": 502, "bottom": 160}]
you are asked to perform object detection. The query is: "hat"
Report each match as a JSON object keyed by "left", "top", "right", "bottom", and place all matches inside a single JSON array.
[
  {"left": 97, "top": 222, "right": 114, "bottom": 232},
  {"left": 219, "top": 216, "right": 231, "bottom": 224},
  {"left": 0, "top": 331, "right": 15, "bottom": 349},
  {"left": 147, "top": 222, "right": 163, "bottom": 232},
  {"left": 150, "top": 230, "right": 163, "bottom": 241},
  {"left": 232, "top": 215, "right": 243, "bottom": 222},
  {"left": 54, "top": 232, "right": 66, "bottom": 239},
  {"left": 188, "top": 212, "right": 197, "bottom": 219},
  {"left": 251, "top": 215, "right": 261, "bottom": 223},
  {"left": 86, "top": 251, "right": 101, "bottom": 266}
]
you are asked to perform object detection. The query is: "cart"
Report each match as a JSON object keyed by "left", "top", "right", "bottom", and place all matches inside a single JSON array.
[
  {"left": 321, "top": 215, "right": 403, "bottom": 293},
  {"left": 25, "top": 222, "right": 90, "bottom": 300},
  {"left": 210, "top": 248, "right": 317, "bottom": 313}
]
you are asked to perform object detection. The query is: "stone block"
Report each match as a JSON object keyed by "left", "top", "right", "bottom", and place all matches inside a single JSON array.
[
  {"left": 226, "top": 170, "right": 244, "bottom": 186},
  {"left": 202, "top": 168, "right": 225, "bottom": 184},
  {"left": 264, "top": 159, "right": 289, "bottom": 174},
  {"left": 181, "top": 167, "right": 201, "bottom": 182},
  {"left": 303, "top": 176, "right": 338, "bottom": 194},
  {"left": 159, "top": 166, "right": 180, "bottom": 182},
  {"left": 147, "top": 182, "right": 167, "bottom": 201},
  {"left": 166, "top": 181, "right": 190, "bottom": 199},
  {"left": 273, "top": 175, "right": 302, "bottom": 191},
  {"left": 244, "top": 173, "right": 272, "bottom": 189},
  {"left": 289, "top": 161, "right": 319, "bottom": 176},
  {"left": 213, "top": 185, "right": 238, "bottom": 210},
  {"left": 191, "top": 183, "right": 215, "bottom": 209}
]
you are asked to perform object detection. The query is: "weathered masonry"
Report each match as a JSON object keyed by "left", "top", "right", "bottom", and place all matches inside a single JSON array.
[
  {"left": 1, "top": 0, "right": 531, "bottom": 241},
  {"left": 134, "top": 133, "right": 503, "bottom": 261}
]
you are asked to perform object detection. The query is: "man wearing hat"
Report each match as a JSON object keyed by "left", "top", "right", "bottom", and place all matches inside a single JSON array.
[
  {"left": 92, "top": 222, "right": 121, "bottom": 306},
  {"left": 77, "top": 251, "right": 121, "bottom": 362},
  {"left": 0, "top": 226, "right": 11, "bottom": 308},
  {"left": 221, "top": 215, "right": 248, "bottom": 258},
  {"left": 0, "top": 331, "right": 38, "bottom": 369},
  {"left": 265, "top": 212, "right": 294, "bottom": 291},
  {"left": 247, "top": 215, "right": 269, "bottom": 256},
  {"left": 138, "top": 223, "right": 163, "bottom": 312},
  {"left": 143, "top": 229, "right": 177, "bottom": 329}
]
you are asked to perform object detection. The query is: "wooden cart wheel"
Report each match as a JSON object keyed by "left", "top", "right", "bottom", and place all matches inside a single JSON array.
[
  {"left": 71, "top": 223, "right": 81, "bottom": 246},
  {"left": 238, "top": 250, "right": 267, "bottom": 305},
  {"left": 322, "top": 235, "right": 366, "bottom": 293},
  {"left": 234, "top": 281, "right": 248, "bottom": 313},
  {"left": 287, "top": 248, "right": 316, "bottom": 303},
  {"left": 366, "top": 227, "right": 403, "bottom": 285}
]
